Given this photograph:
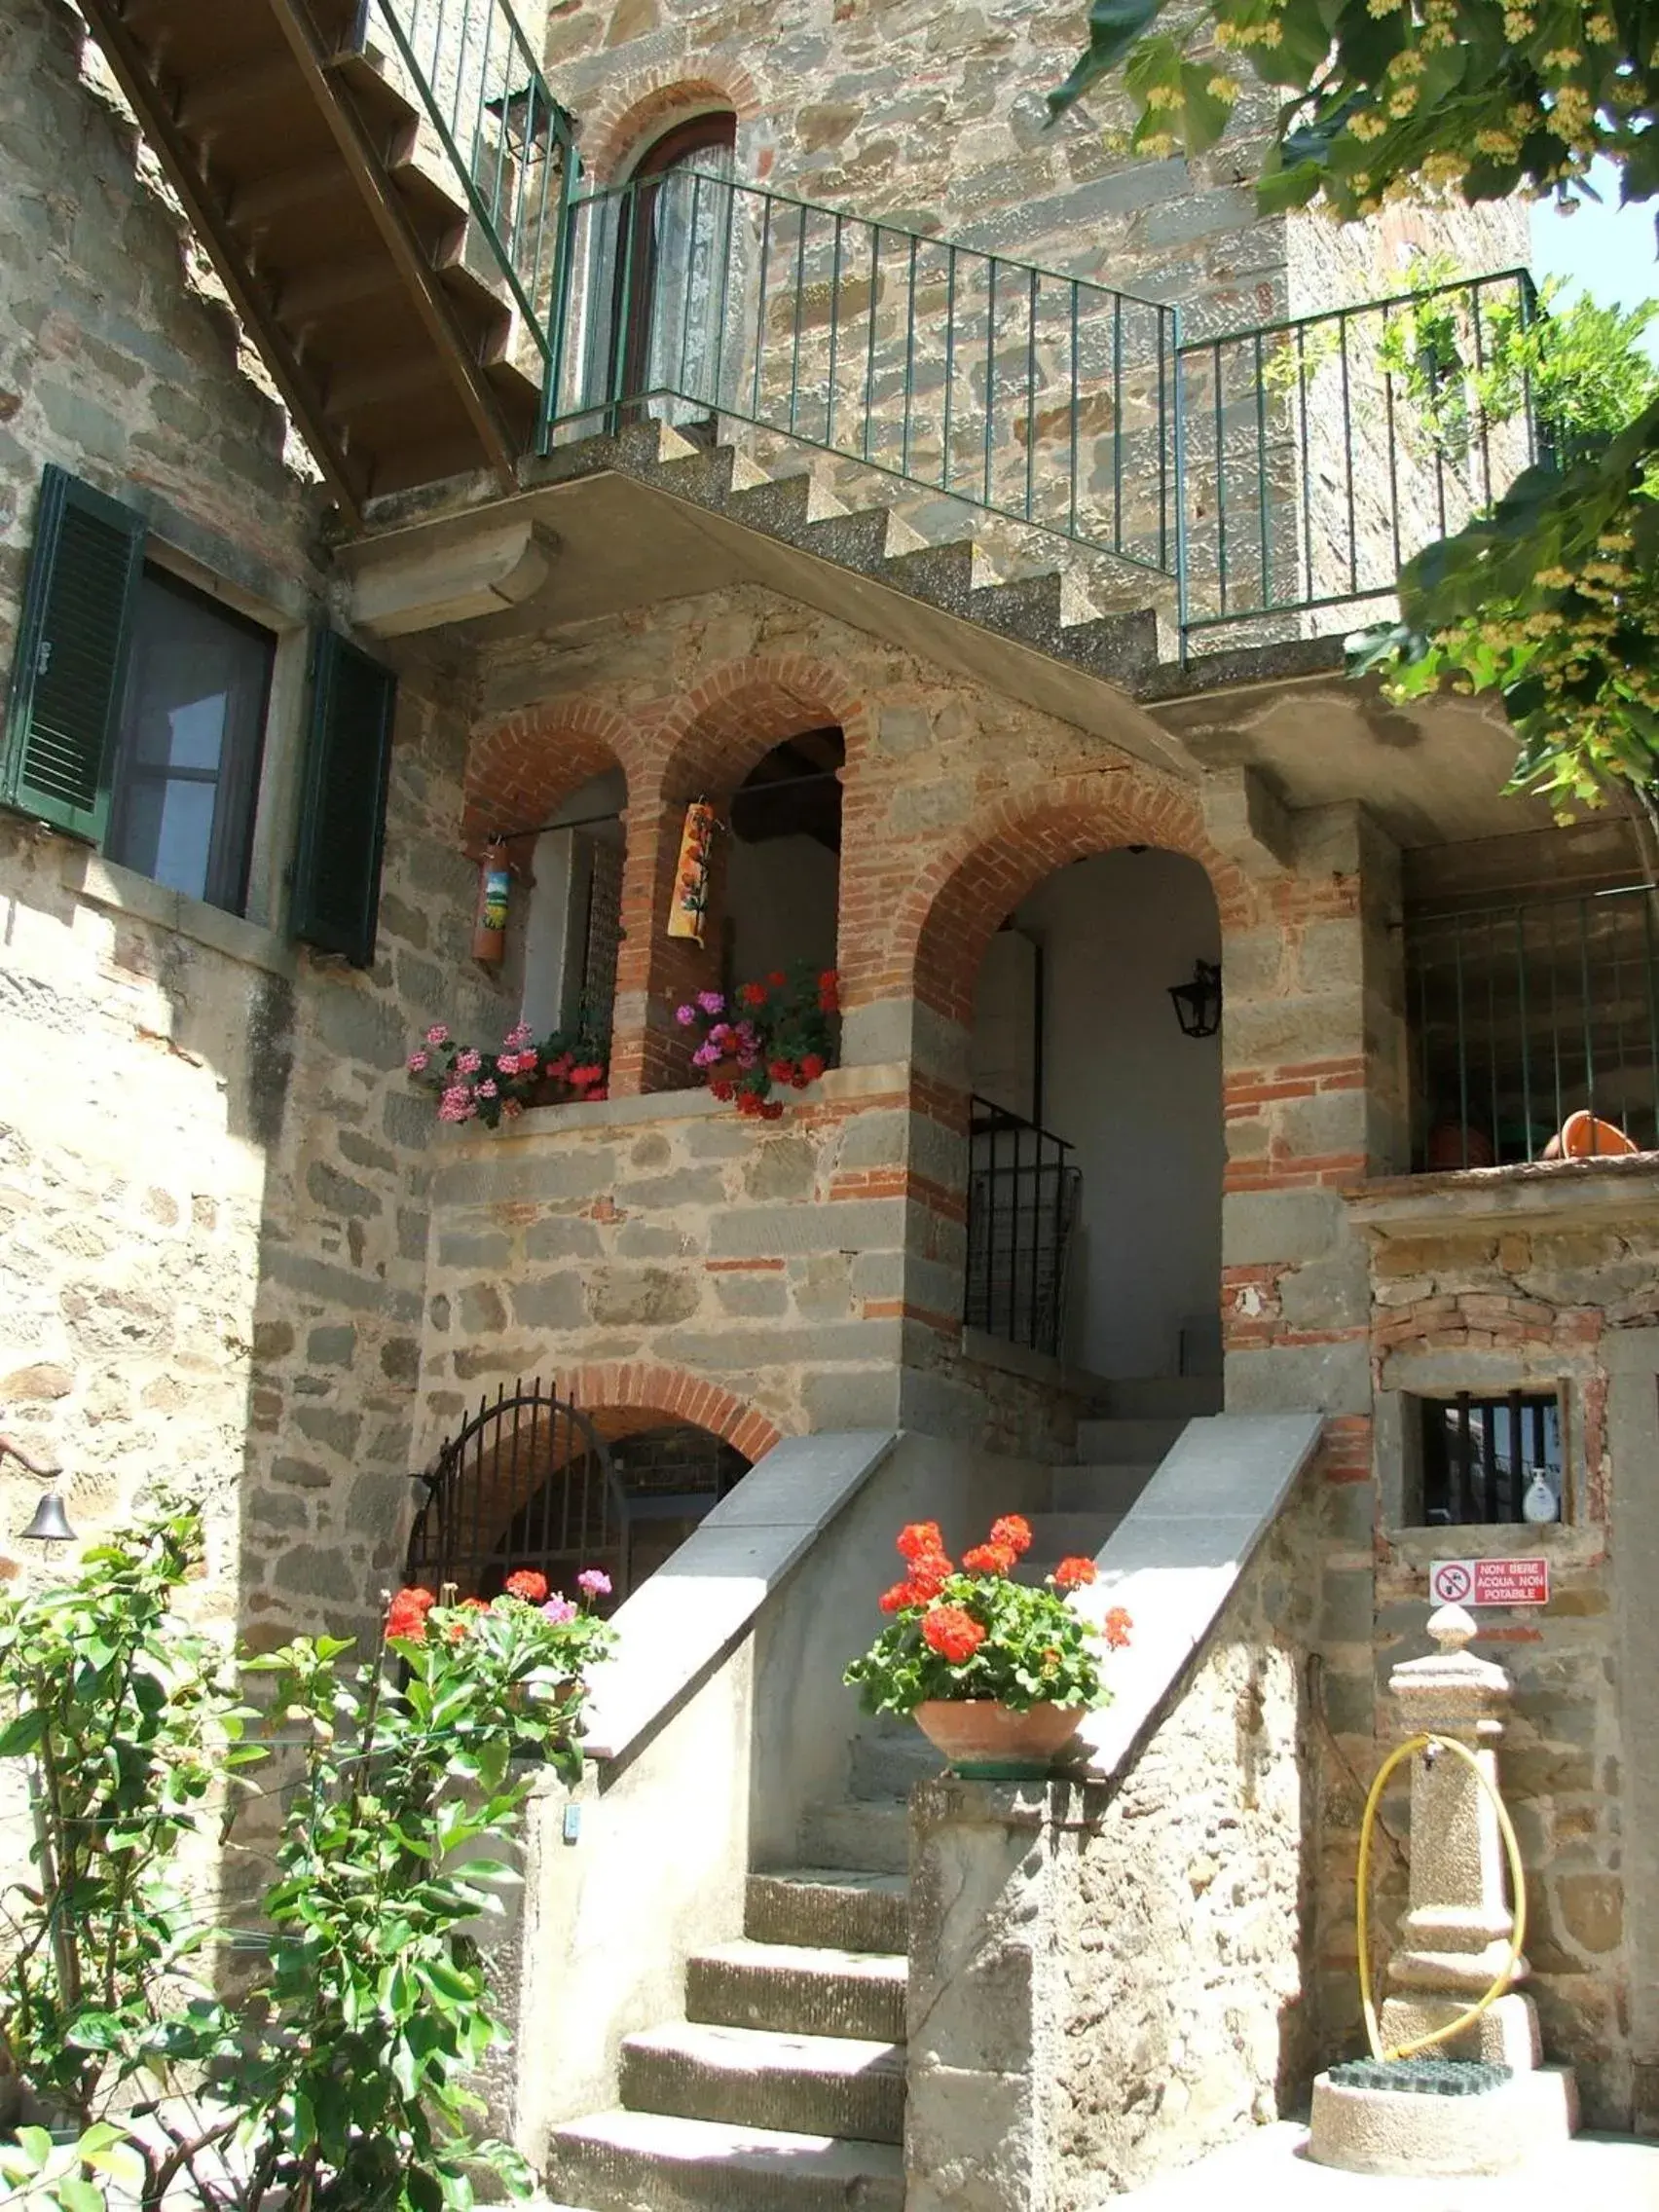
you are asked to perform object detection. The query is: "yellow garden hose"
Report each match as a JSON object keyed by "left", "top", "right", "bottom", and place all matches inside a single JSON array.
[{"left": 1355, "top": 1731, "right": 1528, "bottom": 2062}]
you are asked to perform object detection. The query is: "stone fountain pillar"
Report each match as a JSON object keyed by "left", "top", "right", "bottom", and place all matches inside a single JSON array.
[{"left": 1308, "top": 1604, "right": 1578, "bottom": 2176}]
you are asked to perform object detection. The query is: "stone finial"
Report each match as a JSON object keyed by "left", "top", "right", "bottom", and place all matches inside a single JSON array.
[{"left": 1428, "top": 1603, "right": 1477, "bottom": 1653}]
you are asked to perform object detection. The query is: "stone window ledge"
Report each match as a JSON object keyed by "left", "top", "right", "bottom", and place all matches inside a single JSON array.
[
  {"left": 61, "top": 847, "right": 297, "bottom": 980},
  {"left": 1346, "top": 1154, "right": 1659, "bottom": 1236}
]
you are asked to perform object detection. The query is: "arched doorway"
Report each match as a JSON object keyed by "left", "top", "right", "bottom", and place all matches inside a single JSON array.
[
  {"left": 406, "top": 1381, "right": 754, "bottom": 1605},
  {"left": 967, "top": 847, "right": 1225, "bottom": 1384},
  {"left": 613, "top": 110, "right": 737, "bottom": 430}
]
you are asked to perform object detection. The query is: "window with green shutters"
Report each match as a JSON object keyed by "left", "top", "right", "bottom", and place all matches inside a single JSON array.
[
  {"left": 2, "top": 465, "right": 147, "bottom": 844},
  {"left": 290, "top": 628, "right": 398, "bottom": 970},
  {"left": 3, "top": 464, "right": 398, "bottom": 965}
]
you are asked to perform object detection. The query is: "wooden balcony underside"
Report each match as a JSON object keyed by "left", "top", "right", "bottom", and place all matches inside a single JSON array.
[{"left": 81, "top": 0, "right": 540, "bottom": 517}]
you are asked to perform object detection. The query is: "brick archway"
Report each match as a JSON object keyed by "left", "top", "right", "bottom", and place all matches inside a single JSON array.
[
  {"left": 884, "top": 772, "right": 1253, "bottom": 1026},
  {"left": 462, "top": 702, "right": 637, "bottom": 857},
  {"left": 566, "top": 1361, "right": 784, "bottom": 1465},
  {"left": 579, "top": 66, "right": 763, "bottom": 184},
  {"left": 642, "top": 651, "right": 870, "bottom": 807}
]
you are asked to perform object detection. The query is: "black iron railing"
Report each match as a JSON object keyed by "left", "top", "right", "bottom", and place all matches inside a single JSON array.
[
  {"left": 963, "top": 1095, "right": 1081, "bottom": 1358},
  {"left": 1406, "top": 884, "right": 1659, "bottom": 1168}
]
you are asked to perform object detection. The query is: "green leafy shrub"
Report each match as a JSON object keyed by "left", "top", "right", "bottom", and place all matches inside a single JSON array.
[{"left": 0, "top": 1504, "right": 614, "bottom": 2210}]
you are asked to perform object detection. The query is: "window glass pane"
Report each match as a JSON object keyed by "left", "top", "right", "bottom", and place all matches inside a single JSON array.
[{"left": 106, "top": 569, "right": 274, "bottom": 913}]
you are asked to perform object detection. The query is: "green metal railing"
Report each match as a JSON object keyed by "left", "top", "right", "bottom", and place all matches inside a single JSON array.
[
  {"left": 1175, "top": 268, "right": 1543, "bottom": 647},
  {"left": 363, "top": 0, "right": 1550, "bottom": 656},
  {"left": 1406, "top": 885, "right": 1659, "bottom": 1169},
  {"left": 364, "top": 0, "right": 577, "bottom": 376},
  {"left": 544, "top": 166, "right": 1182, "bottom": 575}
]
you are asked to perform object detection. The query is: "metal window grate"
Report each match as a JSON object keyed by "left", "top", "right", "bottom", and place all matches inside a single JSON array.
[
  {"left": 1405, "top": 885, "right": 1659, "bottom": 1168},
  {"left": 963, "top": 1094, "right": 1080, "bottom": 1359},
  {"left": 1417, "top": 1389, "right": 1562, "bottom": 1527}
]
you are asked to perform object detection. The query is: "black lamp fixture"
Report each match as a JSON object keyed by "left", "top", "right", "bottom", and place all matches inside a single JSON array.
[{"left": 1168, "top": 959, "right": 1223, "bottom": 1040}]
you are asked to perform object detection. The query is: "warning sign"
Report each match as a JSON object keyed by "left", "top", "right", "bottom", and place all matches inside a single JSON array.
[{"left": 1430, "top": 1557, "right": 1550, "bottom": 1607}]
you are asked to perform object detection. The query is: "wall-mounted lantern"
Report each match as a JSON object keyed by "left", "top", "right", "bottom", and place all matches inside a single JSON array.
[{"left": 1168, "top": 959, "right": 1223, "bottom": 1040}]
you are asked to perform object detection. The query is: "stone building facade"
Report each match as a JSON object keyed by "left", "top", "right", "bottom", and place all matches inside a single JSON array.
[{"left": 0, "top": 0, "right": 1653, "bottom": 2188}]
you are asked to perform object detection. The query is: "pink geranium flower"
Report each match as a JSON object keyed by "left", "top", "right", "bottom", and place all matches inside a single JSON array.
[
  {"left": 407, "top": 1050, "right": 428, "bottom": 1073},
  {"left": 456, "top": 1048, "right": 482, "bottom": 1076},
  {"left": 540, "top": 1596, "right": 577, "bottom": 1625},
  {"left": 577, "top": 1567, "right": 612, "bottom": 1599},
  {"left": 425, "top": 1024, "right": 449, "bottom": 1045}
]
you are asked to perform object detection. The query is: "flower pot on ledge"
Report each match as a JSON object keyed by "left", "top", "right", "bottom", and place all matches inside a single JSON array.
[{"left": 913, "top": 1698, "right": 1085, "bottom": 1779}]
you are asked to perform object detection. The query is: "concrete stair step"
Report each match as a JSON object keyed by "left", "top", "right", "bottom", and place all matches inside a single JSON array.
[
  {"left": 686, "top": 1939, "right": 906, "bottom": 2042},
  {"left": 548, "top": 2109, "right": 904, "bottom": 2212},
  {"left": 849, "top": 1731, "right": 942, "bottom": 1799},
  {"left": 1095, "top": 1377, "right": 1223, "bottom": 1420},
  {"left": 746, "top": 1869, "right": 907, "bottom": 1955},
  {"left": 1074, "top": 1416, "right": 1188, "bottom": 1464},
  {"left": 874, "top": 538, "right": 980, "bottom": 610},
  {"left": 799, "top": 1796, "right": 908, "bottom": 1877},
  {"left": 725, "top": 468, "right": 849, "bottom": 542},
  {"left": 620, "top": 2021, "right": 903, "bottom": 2145},
  {"left": 1022, "top": 1510, "right": 1123, "bottom": 1562},
  {"left": 1049, "top": 1463, "right": 1158, "bottom": 1513}
]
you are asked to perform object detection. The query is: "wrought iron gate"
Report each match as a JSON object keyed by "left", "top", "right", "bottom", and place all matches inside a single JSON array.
[{"left": 406, "top": 1378, "right": 627, "bottom": 1603}]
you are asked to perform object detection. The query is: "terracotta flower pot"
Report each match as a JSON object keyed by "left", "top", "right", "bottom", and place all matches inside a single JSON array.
[{"left": 913, "top": 1698, "right": 1084, "bottom": 1779}]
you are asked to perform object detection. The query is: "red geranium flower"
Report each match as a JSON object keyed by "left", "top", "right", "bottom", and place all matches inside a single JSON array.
[
  {"left": 387, "top": 1585, "right": 436, "bottom": 1642},
  {"left": 879, "top": 1580, "right": 915, "bottom": 1614},
  {"left": 759, "top": 1099, "right": 785, "bottom": 1120},
  {"left": 897, "top": 1521, "right": 945, "bottom": 1562},
  {"left": 504, "top": 1568, "right": 548, "bottom": 1603},
  {"left": 962, "top": 1541, "right": 1017, "bottom": 1577},
  {"left": 711, "top": 1081, "right": 734, "bottom": 1101},
  {"left": 768, "top": 1058, "right": 794, "bottom": 1083},
  {"left": 1052, "top": 1556, "right": 1097, "bottom": 1591},
  {"left": 800, "top": 1053, "right": 826, "bottom": 1081},
  {"left": 739, "top": 981, "right": 768, "bottom": 1008},
  {"left": 906, "top": 1550, "right": 952, "bottom": 1598},
  {"left": 1103, "top": 1606, "right": 1133, "bottom": 1650},
  {"left": 767, "top": 969, "right": 787, "bottom": 987},
  {"left": 989, "top": 1514, "right": 1033, "bottom": 1558},
  {"left": 921, "top": 1604, "right": 985, "bottom": 1664}
]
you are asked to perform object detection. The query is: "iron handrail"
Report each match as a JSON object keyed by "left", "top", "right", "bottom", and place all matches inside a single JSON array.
[
  {"left": 546, "top": 165, "right": 1183, "bottom": 573},
  {"left": 363, "top": 0, "right": 578, "bottom": 376}
]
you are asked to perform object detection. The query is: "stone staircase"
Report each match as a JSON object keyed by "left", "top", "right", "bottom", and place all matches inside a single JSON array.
[
  {"left": 537, "top": 1387, "right": 1216, "bottom": 2211},
  {"left": 523, "top": 419, "right": 1175, "bottom": 682},
  {"left": 546, "top": 1865, "right": 907, "bottom": 2210}
]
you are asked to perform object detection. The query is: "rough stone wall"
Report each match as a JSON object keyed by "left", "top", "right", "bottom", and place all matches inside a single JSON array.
[
  {"left": 904, "top": 1466, "right": 1322, "bottom": 2211},
  {"left": 1309, "top": 1172, "right": 1652, "bottom": 2129},
  {"left": 0, "top": 0, "right": 507, "bottom": 1650}
]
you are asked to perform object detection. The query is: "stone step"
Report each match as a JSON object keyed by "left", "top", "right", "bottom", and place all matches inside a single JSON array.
[
  {"left": 850, "top": 1731, "right": 942, "bottom": 1800},
  {"left": 1074, "top": 1416, "right": 1188, "bottom": 1464},
  {"left": 746, "top": 1869, "right": 907, "bottom": 1955},
  {"left": 686, "top": 1939, "right": 906, "bottom": 2043},
  {"left": 620, "top": 2021, "right": 904, "bottom": 2145},
  {"left": 1049, "top": 1462, "right": 1157, "bottom": 1513},
  {"left": 1022, "top": 1510, "right": 1124, "bottom": 1563},
  {"left": 1096, "top": 1377, "right": 1223, "bottom": 1421},
  {"left": 549, "top": 2109, "right": 904, "bottom": 2212},
  {"left": 800, "top": 1796, "right": 908, "bottom": 1877}
]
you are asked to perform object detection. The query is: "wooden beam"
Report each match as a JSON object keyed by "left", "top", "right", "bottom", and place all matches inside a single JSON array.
[
  {"left": 176, "top": 51, "right": 294, "bottom": 131},
  {"left": 228, "top": 155, "right": 350, "bottom": 230},
  {"left": 279, "top": 251, "right": 402, "bottom": 323},
  {"left": 264, "top": 0, "right": 520, "bottom": 488},
  {"left": 75, "top": 0, "right": 367, "bottom": 521},
  {"left": 323, "top": 352, "right": 449, "bottom": 420}
]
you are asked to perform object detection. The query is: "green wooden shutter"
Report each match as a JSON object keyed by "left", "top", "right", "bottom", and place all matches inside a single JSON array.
[
  {"left": 291, "top": 627, "right": 397, "bottom": 969},
  {"left": 2, "top": 465, "right": 146, "bottom": 840}
]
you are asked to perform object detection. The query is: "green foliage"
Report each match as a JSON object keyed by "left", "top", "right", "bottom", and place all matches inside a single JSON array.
[
  {"left": 0, "top": 2121, "right": 145, "bottom": 2210},
  {"left": 0, "top": 1502, "right": 613, "bottom": 2211}
]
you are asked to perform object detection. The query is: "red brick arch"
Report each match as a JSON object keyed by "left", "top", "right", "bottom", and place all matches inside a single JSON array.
[
  {"left": 461, "top": 701, "right": 637, "bottom": 856},
  {"left": 566, "top": 1362, "right": 785, "bottom": 1465},
  {"left": 578, "top": 65, "right": 764, "bottom": 183},
  {"left": 886, "top": 772, "right": 1254, "bottom": 1026},
  {"left": 641, "top": 652, "right": 871, "bottom": 807}
]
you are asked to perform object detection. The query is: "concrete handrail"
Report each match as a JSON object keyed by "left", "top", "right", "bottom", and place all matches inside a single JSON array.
[
  {"left": 578, "top": 1428, "right": 899, "bottom": 1761},
  {"left": 1072, "top": 1410, "right": 1324, "bottom": 1777}
]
